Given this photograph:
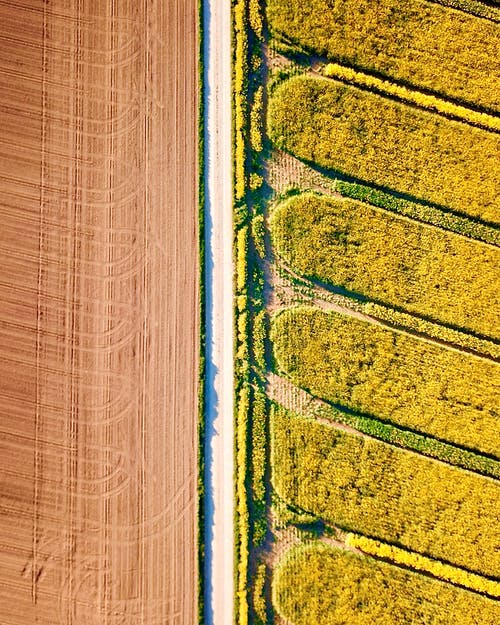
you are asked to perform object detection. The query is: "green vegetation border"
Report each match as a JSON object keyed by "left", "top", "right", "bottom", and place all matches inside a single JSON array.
[
  {"left": 233, "top": 1, "right": 270, "bottom": 624},
  {"left": 335, "top": 180, "right": 499, "bottom": 247},
  {"left": 303, "top": 393, "right": 500, "bottom": 480},
  {"left": 198, "top": 1, "right": 206, "bottom": 622}
]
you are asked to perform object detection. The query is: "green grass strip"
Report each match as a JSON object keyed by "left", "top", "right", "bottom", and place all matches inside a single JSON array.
[
  {"left": 311, "top": 400, "right": 500, "bottom": 480},
  {"left": 335, "top": 180, "right": 499, "bottom": 246}
]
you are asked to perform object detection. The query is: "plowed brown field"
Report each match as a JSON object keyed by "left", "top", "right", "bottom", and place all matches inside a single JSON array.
[{"left": 0, "top": 1, "right": 198, "bottom": 623}]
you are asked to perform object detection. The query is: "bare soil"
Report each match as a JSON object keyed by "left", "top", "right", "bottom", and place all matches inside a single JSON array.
[{"left": 0, "top": 1, "right": 199, "bottom": 623}]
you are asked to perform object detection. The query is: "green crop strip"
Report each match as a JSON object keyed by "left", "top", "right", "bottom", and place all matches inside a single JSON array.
[
  {"left": 291, "top": 388, "right": 500, "bottom": 480},
  {"left": 334, "top": 180, "right": 499, "bottom": 246}
]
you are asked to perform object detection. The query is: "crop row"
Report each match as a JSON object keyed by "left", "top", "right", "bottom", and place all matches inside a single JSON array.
[
  {"left": 271, "top": 307, "right": 500, "bottom": 458},
  {"left": 435, "top": 0, "right": 500, "bottom": 21},
  {"left": 365, "top": 301, "right": 500, "bottom": 361},
  {"left": 322, "top": 62, "right": 500, "bottom": 132},
  {"left": 271, "top": 405, "right": 500, "bottom": 577},
  {"left": 233, "top": 3, "right": 250, "bottom": 624},
  {"left": 234, "top": 0, "right": 248, "bottom": 202},
  {"left": 267, "top": 0, "right": 500, "bottom": 112},
  {"left": 308, "top": 398, "right": 500, "bottom": 480},
  {"left": 268, "top": 75, "right": 500, "bottom": 224},
  {"left": 345, "top": 533, "right": 500, "bottom": 598},
  {"left": 274, "top": 246, "right": 500, "bottom": 359},
  {"left": 270, "top": 192, "right": 500, "bottom": 339},
  {"left": 273, "top": 543, "right": 500, "bottom": 625},
  {"left": 334, "top": 180, "right": 499, "bottom": 248}
]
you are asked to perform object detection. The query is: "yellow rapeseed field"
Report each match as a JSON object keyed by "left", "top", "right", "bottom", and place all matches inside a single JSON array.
[
  {"left": 271, "top": 307, "right": 500, "bottom": 457},
  {"left": 273, "top": 543, "right": 500, "bottom": 625},
  {"left": 270, "top": 192, "right": 500, "bottom": 339},
  {"left": 267, "top": 0, "right": 500, "bottom": 112},
  {"left": 264, "top": 0, "right": 500, "bottom": 621},
  {"left": 268, "top": 75, "right": 500, "bottom": 224},
  {"left": 271, "top": 405, "right": 500, "bottom": 577},
  {"left": 345, "top": 533, "right": 500, "bottom": 598}
]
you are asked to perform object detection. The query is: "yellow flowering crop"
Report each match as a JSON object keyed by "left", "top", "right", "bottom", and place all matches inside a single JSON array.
[
  {"left": 273, "top": 542, "right": 500, "bottom": 625},
  {"left": 271, "top": 405, "right": 500, "bottom": 577},
  {"left": 267, "top": 0, "right": 500, "bottom": 112},
  {"left": 271, "top": 307, "right": 500, "bottom": 457},
  {"left": 268, "top": 76, "right": 500, "bottom": 224},
  {"left": 345, "top": 533, "right": 500, "bottom": 598},
  {"left": 270, "top": 192, "right": 500, "bottom": 339}
]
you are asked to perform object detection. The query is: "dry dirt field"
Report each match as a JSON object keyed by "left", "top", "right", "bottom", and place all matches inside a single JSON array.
[{"left": 0, "top": 1, "right": 199, "bottom": 623}]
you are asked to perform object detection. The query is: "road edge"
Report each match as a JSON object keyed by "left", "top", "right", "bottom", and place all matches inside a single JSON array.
[{"left": 202, "top": 0, "right": 235, "bottom": 623}]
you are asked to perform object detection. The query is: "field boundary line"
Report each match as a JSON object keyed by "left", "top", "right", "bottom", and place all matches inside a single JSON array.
[
  {"left": 426, "top": 0, "right": 500, "bottom": 22},
  {"left": 272, "top": 260, "right": 500, "bottom": 363},
  {"left": 332, "top": 180, "right": 499, "bottom": 248},
  {"left": 197, "top": 0, "right": 206, "bottom": 622},
  {"left": 267, "top": 375, "right": 500, "bottom": 480},
  {"left": 319, "top": 62, "right": 500, "bottom": 133},
  {"left": 343, "top": 533, "right": 500, "bottom": 598}
]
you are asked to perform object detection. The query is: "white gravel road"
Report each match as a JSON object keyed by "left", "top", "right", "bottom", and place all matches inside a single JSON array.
[{"left": 203, "top": 0, "right": 234, "bottom": 624}]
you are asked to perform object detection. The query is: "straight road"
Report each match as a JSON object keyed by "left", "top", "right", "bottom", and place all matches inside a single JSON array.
[
  {"left": 0, "top": 1, "right": 199, "bottom": 622},
  {"left": 203, "top": 0, "right": 235, "bottom": 623}
]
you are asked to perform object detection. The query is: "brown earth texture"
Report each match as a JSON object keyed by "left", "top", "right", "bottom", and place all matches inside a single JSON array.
[{"left": 0, "top": 1, "right": 199, "bottom": 623}]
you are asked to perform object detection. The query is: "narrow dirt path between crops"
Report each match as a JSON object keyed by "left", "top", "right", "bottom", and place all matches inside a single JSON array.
[
  {"left": 203, "top": 0, "right": 235, "bottom": 624},
  {"left": 267, "top": 373, "right": 500, "bottom": 484},
  {"left": 266, "top": 257, "right": 500, "bottom": 364},
  {"left": 267, "top": 373, "right": 372, "bottom": 441},
  {"left": 0, "top": 1, "right": 199, "bottom": 623}
]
